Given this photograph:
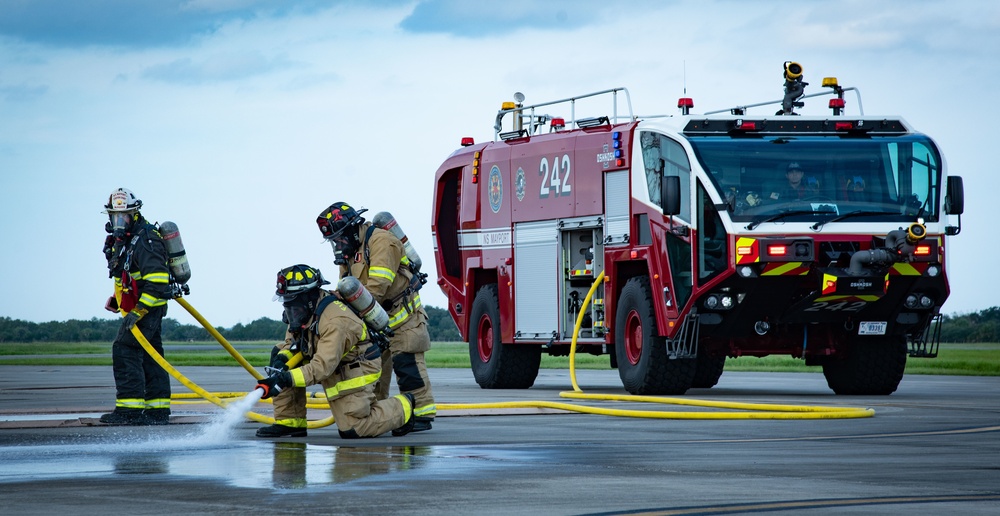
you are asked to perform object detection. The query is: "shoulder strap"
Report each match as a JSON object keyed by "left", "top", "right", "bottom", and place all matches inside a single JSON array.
[{"left": 363, "top": 224, "right": 376, "bottom": 266}]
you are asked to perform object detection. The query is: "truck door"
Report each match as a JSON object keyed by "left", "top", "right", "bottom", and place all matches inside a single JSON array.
[{"left": 637, "top": 131, "right": 694, "bottom": 315}]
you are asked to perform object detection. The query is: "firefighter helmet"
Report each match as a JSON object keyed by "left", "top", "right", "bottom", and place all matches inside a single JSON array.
[
  {"left": 103, "top": 188, "right": 142, "bottom": 238},
  {"left": 274, "top": 264, "right": 330, "bottom": 302},
  {"left": 274, "top": 263, "right": 330, "bottom": 301},
  {"left": 316, "top": 202, "right": 367, "bottom": 241},
  {"left": 103, "top": 188, "right": 143, "bottom": 213}
]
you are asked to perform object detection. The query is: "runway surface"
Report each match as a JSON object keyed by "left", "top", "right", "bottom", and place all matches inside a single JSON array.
[{"left": 1, "top": 365, "right": 998, "bottom": 515}]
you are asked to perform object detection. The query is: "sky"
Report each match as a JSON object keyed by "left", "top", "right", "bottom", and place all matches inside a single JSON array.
[{"left": 1, "top": 0, "right": 996, "bottom": 328}]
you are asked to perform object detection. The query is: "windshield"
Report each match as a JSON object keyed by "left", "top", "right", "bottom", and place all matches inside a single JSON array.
[{"left": 687, "top": 134, "right": 942, "bottom": 224}]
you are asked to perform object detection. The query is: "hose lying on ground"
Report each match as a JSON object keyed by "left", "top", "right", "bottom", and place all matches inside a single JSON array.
[{"left": 131, "top": 288, "right": 873, "bottom": 427}]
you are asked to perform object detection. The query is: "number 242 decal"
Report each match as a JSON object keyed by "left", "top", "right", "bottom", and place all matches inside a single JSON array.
[{"left": 539, "top": 154, "right": 571, "bottom": 198}]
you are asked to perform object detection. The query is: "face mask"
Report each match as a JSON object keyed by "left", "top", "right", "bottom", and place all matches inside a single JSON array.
[
  {"left": 110, "top": 212, "right": 134, "bottom": 239},
  {"left": 283, "top": 296, "right": 314, "bottom": 331}
]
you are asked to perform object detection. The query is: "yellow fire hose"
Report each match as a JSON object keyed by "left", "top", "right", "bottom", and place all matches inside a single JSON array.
[{"left": 130, "top": 283, "right": 872, "bottom": 428}]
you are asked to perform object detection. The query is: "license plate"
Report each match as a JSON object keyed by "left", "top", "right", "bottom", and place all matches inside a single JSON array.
[{"left": 858, "top": 321, "right": 887, "bottom": 335}]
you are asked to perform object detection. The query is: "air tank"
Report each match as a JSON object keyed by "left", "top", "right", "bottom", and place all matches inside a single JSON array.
[
  {"left": 337, "top": 276, "right": 389, "bottom": 331},
  {"left": 373, "top": 211, "right": 422, "bottom": 272},
  {"left": 159, "top": 221, "right": 191, "bottom": 285}
]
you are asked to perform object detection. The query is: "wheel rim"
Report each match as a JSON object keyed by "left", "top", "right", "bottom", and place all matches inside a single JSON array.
[
  {"left": 477, "top": 314, "right": 494, "bottom": 363},
  {"left": 624, "top": 309, "right": 642, "bottom": 365}
]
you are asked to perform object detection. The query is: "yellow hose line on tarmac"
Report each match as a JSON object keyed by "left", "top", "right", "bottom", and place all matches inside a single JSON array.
[
  {"left": 153, "top": 293, "right": 871, "bottom": 424},
  {"left": 134, "top": 301, "right": 336, "bottom": 429}
]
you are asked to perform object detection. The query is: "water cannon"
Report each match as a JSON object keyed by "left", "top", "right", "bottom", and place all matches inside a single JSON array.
[{"left": 779, "top": 61, "right": 808, "bottom": 115}]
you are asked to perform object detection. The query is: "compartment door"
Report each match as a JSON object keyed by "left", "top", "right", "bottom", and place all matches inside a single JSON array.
[{"left": 514, "top": 220, "right": 560, "bottom": 340}]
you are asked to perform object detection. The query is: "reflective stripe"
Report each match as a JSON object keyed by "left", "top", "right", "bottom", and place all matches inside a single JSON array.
[
  {"left": 369, "top": 266, "right": 395, "bottom": 282},
  {"left": 324, "top": 371, "right": 380, "bottom": 398},
  {"left": 387, "top": 294, "right": 422, "bottom": 329},
  {"left": 115, "top": 398, "right": 145, "bottom": 409},
  {"left": 142, "top": 271, "right": 170, "bottom": 284},
  {"left": 144, "top": 398, "right": 171, "bottom": 409},
  {"left": 274, "top": 418, "right": 308, "bottom": 429},
  {"left": 394, "top": 393, "right": 412, "bottom": 423},
  {"left": 414, "top": 403, "right": 436, "bottom": 417},
  {"left": 139, "top": 292, "right": 168, "bottom": 307},
  {"left": 291, "top": 368, "right": 306, "bottom": 387}
]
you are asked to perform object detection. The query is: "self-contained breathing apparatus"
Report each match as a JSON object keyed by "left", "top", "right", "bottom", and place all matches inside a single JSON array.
[{"left": 264, "top": 275, "right": 395, "bottom": 378}]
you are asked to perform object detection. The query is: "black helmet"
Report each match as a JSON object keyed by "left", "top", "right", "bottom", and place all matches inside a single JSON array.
[
  {"left": 274, "top": 264, "right": 329, "bottom": 302},
  {"left": 317, "top": 202, "right": 368, "bottom": 264},
  {"left": 316, "top": 202, "right": 367, "bottom": 241}
]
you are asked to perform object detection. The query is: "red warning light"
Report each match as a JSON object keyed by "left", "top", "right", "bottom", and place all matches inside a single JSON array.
[
  {"left": 767, "top": 245, "right": 787, "bottom": 256},
  {"left": 461, "top": 137, "right": 475, "bottom": 146},
  {"left": 829, "top": 98, "right": 845, "bottom": 109}
]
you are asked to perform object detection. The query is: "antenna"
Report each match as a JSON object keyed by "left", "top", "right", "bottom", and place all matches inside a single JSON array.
[{"left": 683, "top": 60, "right": 687, "bottom": 95}]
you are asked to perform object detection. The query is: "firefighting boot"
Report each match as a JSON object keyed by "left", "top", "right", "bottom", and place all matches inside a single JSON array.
[
  {"left": 255, "top": 424, "right": 307, "bottom": 438},
  {"left": 412, "top": 416, "right": 433, "bottom": 433},
  {"left": 99, "top": 408, "right": 146, "bottom": 426},
  {"left": 142, "top": 409, "right": 171, "bottom": 425}
]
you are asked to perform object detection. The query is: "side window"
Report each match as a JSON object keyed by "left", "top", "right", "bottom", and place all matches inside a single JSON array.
[{"left": 639, "top": 131, "right": 692, "bottom": 223}]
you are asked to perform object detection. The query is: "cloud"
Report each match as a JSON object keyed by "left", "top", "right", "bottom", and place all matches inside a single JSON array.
[
  {"left": 399, "top": 0, "right": 618, "bottom": 37},
  {"left": 0, "top": 0, "right": 351, "bottom": 48},
  {"left": 141, "top": 50, "right": 299, "bottom": 84}
]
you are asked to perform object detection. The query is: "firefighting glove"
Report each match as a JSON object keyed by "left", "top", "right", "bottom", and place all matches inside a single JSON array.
[
  {"left": 255, "top": 372, "right": 292, "bottom": 400},
  {"left": 105, "top": 296, "right": 119, "bottom": 313},
  {"left": 122, "top": 309, "right": 146, "bottom": 331},
  {"left": 268, "top": 347, "right": 293, "bottom": 372}
]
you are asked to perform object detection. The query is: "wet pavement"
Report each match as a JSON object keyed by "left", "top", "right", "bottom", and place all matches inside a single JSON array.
[{"left": 1, "top": 365, "right": 999, "bottom": 515}]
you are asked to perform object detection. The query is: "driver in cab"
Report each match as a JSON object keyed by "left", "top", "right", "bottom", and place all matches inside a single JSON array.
[{"left": 767, "top": 162, "right": 815, "bottom": 202}]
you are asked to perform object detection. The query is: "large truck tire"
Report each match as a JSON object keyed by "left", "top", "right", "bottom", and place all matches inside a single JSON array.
[
  {"left": 468, "top": 284, "right": 540, "bottom": 389},
  {"left": 822, "top": 335, "right": 907, "bottom": 395},
  {"left": 614, "top": 276, "right": 694, "bottom": 395},
  {"left": 691, "top": 350, "right": 726, "bottom": 389}
]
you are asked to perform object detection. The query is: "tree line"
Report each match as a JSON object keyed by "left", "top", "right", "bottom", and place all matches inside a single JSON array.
[
  {"left": 0, "top": 306, "right": 462, "bottom": 343},
  {"left": 0, "top": 306, "right": 996, "bottom": 344}
]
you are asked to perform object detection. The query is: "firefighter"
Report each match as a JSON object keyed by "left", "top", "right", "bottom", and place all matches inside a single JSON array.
[
  {"left": 255, "top": 264, "right": 415, "bottom": 439},
  {"left": 100, "top": 188, "right": 172, "bottom": 426},
  {"left": 316, "top": 202, "right": 436, "bottom": 434}
]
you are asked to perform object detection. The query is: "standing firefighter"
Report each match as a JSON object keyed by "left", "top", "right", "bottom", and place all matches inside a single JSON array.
[
  {"left": 316, "top": 202, "right": 436, "bottom": 434},
  {"left": 100, "top": 188, "right": 172, "bottom": 426},
  {"left": 255, "top": 264, "right": 415, "bottom": 438}
]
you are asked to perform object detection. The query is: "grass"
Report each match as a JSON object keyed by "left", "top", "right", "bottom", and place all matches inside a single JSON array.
[{"left": 0, "top": 341, "right": 996, "bottom": 376}]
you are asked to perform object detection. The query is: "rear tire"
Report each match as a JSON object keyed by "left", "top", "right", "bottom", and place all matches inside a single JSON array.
[
  {"left": 822, "top": 335, "right": 907, "bottom": 395},
  {"left": 614, "top": 276, "right": 694, "bottom": 395},
  {"left": 469, "top": 284, "right": 540, "bottom": 389}
]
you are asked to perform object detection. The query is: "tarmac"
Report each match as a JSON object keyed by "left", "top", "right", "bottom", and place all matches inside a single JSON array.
[{"left": 1, "top": 364, "right": 999, "bottom": 515}]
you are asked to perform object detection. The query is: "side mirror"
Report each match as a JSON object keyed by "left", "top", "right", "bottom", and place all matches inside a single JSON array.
[
  {"left": 661, "top": 175, "right": 681, "bottom": 216},
  {"left": 945, "top": 176, "right": 964, "bottom": 215}
]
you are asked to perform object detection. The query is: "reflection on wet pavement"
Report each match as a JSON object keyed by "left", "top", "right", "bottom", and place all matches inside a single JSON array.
[{"left": 0, "top": 431, "right": 533, "bottom": 491}]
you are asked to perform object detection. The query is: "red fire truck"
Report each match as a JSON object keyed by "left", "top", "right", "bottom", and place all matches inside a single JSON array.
[{"left": 430, "top": 63, "right": 965, "bottom": 395}]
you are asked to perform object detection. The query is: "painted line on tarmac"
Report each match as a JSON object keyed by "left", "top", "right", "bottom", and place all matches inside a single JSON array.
[
  {"left": 586, "top": 493, "right": 1000, "bottom": 515},
  {"left": 662, "top": 424, "right": 1000, "bottom": 444}
]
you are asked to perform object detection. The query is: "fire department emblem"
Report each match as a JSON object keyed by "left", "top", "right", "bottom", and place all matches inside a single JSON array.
[
  {"left": 488, "top": 165, "right": 503, "bottom": 213},
  {"left": 515, "top": 167, "right": 526, "bottom": 201}
]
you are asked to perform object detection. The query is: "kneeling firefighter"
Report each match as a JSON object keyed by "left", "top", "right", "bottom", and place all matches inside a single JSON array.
[
  {"left": 316, "top": 202, "right": 435, "bottom": 434},
  {"left": 255, "top": 264, "right": 415, "bottom": 438}
]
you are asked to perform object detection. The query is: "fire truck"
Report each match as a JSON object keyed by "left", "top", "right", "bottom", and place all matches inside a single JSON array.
[{"left": 430, "top": 63, "right": 965, "bottom": 395}]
